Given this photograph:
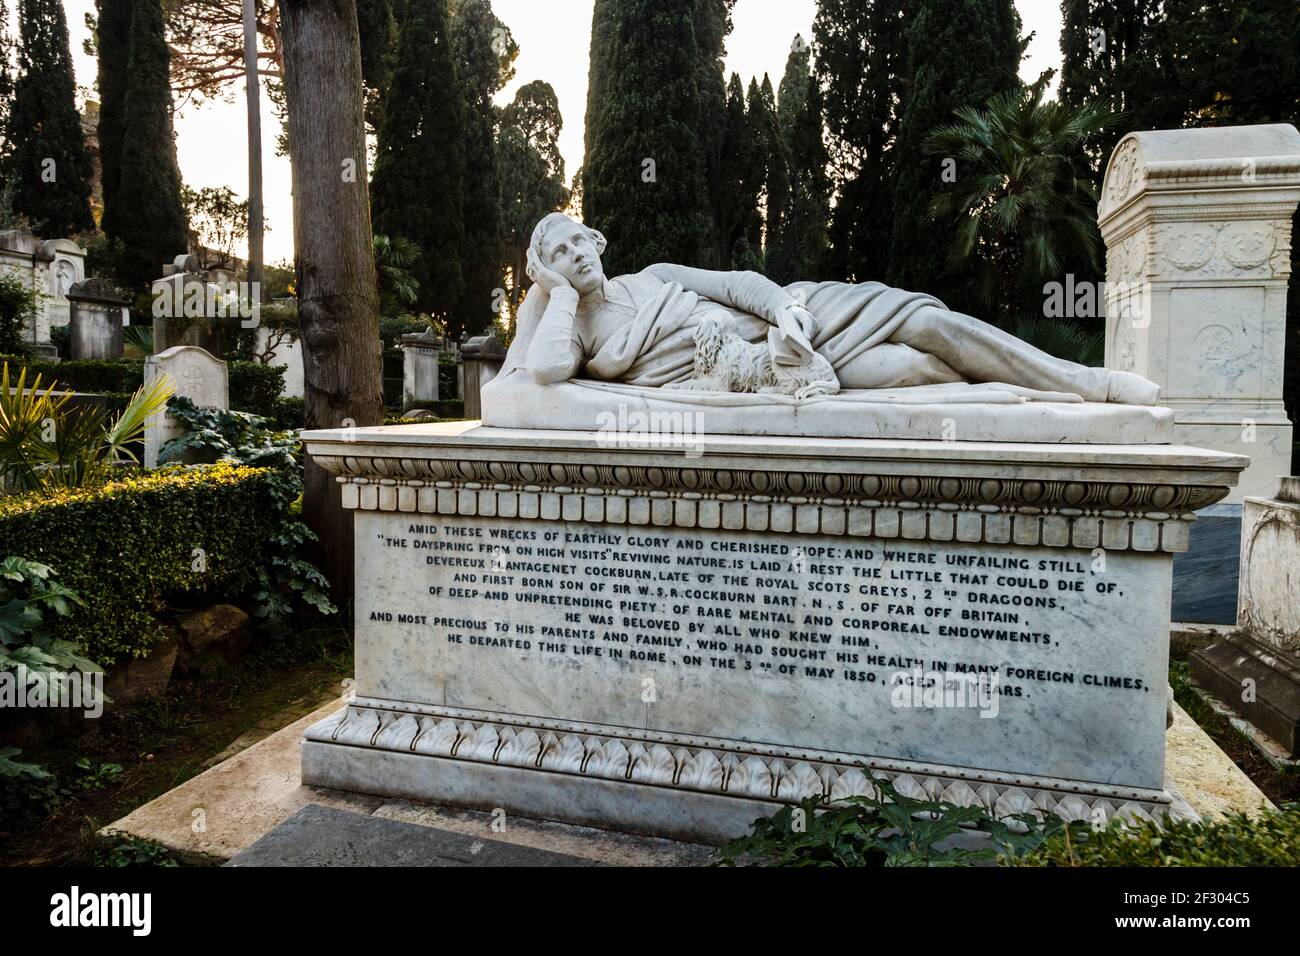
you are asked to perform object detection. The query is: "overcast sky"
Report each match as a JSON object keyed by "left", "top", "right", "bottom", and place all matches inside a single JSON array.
[{"left": 54, "top": 0, "right": 1063, "bottom": 262}]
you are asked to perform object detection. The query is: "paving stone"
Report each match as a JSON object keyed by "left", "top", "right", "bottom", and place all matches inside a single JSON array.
[{"left": 227, "top": 804, "right": 599, "bottom": 867}]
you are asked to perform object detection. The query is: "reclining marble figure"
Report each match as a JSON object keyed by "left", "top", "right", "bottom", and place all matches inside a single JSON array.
[{"left": 509, "top": 212, "right": 1160, "bottom": 409}]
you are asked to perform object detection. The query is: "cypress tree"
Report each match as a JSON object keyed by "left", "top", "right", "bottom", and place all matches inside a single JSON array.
[
  {"left": 103, "top": 0, "right": 188, "bottom": 288},
  {"left": 716, "top": 73, "right": 762, "bottom": 271},
  {"left": 357, "top": 0, "right": 397, "bottom": 130},
  {"left": 0, "top": 1, "right": 16, "bottom": 176},
  {"left": 371, "top": 0, "right": 465, "bottom": 324},
  {"left": 696, "top": 0, "right": 734, "bottom": 269},
  {"left": 449, "top": 0, "right": 515, "bottom": 334},
  {"left": 1059, "top": 0, "right": 1182, "bottom": 180},
  {"left": 766, "top": 51, "right": 829, "bottom": 285},
  {"left": 815, "top": 0, "right": 907, "bottom": 282},
  {"left": 775, "top": 34, "right": 810, "bottom": 141},
  {"left": 742, "top": 76, "right": 770, "bottom": 257},
  {"left": 95, "top": 0, "right": 132, "bottom": 222},
  {"left": 581, "top": 0, "right": 731, "bottom": 275},
  {"left": 887, "top": 0, "right": 1020, "bottom": 316},
  {"left": 497, "top": 80, "right": 569, "bottom": 323},
  {"left": 7, "top": 0, "right": 94, "bottom": 236},
  {"left": 753, "top": 73, "right": 787, "bottom": 271}
]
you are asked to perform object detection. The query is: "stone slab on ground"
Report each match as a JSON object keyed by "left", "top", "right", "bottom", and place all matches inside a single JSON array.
[
  {"left": 103, "top": 695, "right": 714, "bottom": 866},
  {"left": 105, "top": 694, "right": 1274, "bottom": 866},
  {"left": 226, "top": 804, "right": 598, "bottom": 867},
  {"left": 1165, "top": 701, "right": 1275, "bottom": 820},
  {"left": 100, "top": 696, "right": 386, "bottom": 864}
]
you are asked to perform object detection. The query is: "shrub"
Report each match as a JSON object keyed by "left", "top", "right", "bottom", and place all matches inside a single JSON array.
[
  {"left": 0, "top": 362, "right": 173, "bottom": 493},
  {"left": 227, "top": 360, "right": 285, "bottom": 416},
  {"left": 0, "top": 358, "right": 144, "bottom": 394},
  {"left": 0, "top": 747, "right": 58, "bottom": 826},
  {"left": 1014, "top": 804, "right": 1300, "bottom": 867},
  {"left": 160, "top": 398, "right": 334, "bottom": 625},
  {"left": 720, "top": 771, "right": 1073, "bottom": 867},
  {"left": 270, "top": 396, "right": 305, "bottom": 431},
  {"left": 0, "top": 356, "right": 286, "bottom": 417},
  {"left": 0, "top": 275, "right": 42, "bottom": 357},
  {"left": 0, "top": 556, "right": 93, "bottom": 675},
  {"left": 0, "top": 463, "right": 280, "bottom": 665}
]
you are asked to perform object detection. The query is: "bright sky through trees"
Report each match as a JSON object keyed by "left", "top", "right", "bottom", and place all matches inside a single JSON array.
[{"left": 49, "top": 0, "right": 1061, "bottom": 262}]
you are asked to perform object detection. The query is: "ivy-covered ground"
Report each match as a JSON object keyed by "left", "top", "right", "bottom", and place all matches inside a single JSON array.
[{"left": 0, "top": 625, "right": 350, "bottom": 867}]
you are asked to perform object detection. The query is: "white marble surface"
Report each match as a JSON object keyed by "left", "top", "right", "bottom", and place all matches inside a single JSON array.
[
  {"left": 303, "top": 420, "right": 1246, "bottom": 478},
  {"left": 481, "top": 375, "right": 1175, "bottom": 444},
  {"left": 354, "top": 512, "right": 1171, "bottom": 790},
  {"left": 1238, "top": 484, "right": 1300, "bottom": 658},
  {"left": 1101, "top": 123, "right": 1300, "bottom": 502},
  {"left": 144, "top": 346, "right": 229, "bottom": 468}
]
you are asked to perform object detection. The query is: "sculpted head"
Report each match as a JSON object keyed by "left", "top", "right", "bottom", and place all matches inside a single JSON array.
[{"left": 530, "top": 213, "right": 607, "bottom": 296}]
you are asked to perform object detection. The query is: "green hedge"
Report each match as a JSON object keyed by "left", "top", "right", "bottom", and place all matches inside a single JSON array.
[
  {"left": 227, "top": 362, "right": 285, "bottom": 417},
  {"left": 0, "top": 463, "right": 280, "bottom": 665},
  {"left": 1, "top": 357, "right": 146, "bottom": 393},
  {"left": 1014, "top": 805, "right": 1300, "bottom": 866},
  {"left": 0, "top": 357, "right": 285, "bottom": 417},
  {"left": 270, "top": 395, "right": 305, "bottom": 431}
]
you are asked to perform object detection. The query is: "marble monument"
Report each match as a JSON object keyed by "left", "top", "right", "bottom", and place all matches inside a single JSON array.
[
  {"left": 1191, "top": 476, "right": 1300, "bottom": 758},
  {"left": 1099, "top": 124, "right": 1300, "bottom": 504},
  {"left": 301, "top": 215, "right": 1245, "bottom": 842}
]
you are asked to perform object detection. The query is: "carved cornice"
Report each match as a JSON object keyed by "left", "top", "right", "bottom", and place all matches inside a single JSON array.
[
  {"left": 308, "top": 702, "right": 1195, "bottom": 827},
  {"left": 317, "top": 453, "right": 1231, "bottom": 553}
]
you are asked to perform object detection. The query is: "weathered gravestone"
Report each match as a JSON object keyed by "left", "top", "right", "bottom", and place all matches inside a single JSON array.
[
  {"left": 68, "top": 278, "right": 129, "bottom": 360},
  {"left": 460, "top": 334, "right": 505, "bottom": 420},
  {"left": 1191, "top": 476, "right": 1300, "bottom": 758},
  {"left": 300, "top": 212, "right": 1244, "bottom": 843},
  {"left": 43, "top": 238, "right": 88, "bottom": 332},
  {"left": 143, "top": 346, "right": 228, "bottom": 468},
  {"left": 400, "top": 330, "right": 445, "bottom": 412}
]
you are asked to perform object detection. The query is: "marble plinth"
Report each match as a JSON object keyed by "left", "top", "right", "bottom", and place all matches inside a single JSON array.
[{"left": 302, "top": 422, "right": 1244, "bottom": 841}]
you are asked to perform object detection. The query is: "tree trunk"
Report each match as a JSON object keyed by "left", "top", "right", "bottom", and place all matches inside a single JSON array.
[
  {"left": 243, "top": 0, "right": 264, "bottom": 300},
  {"left": 280, "top": 0, "right": 382, "bottom": 603}
]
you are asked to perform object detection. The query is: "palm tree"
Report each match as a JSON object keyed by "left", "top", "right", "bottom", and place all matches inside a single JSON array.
[
  {"left": 0, "top": 364, "right": 174, "bottom": 493},
  {"left": 924, "top": 77, "right": 1117, "bottom": 327},
  {"left": 373, "top": 234, "right": 421, "bottom": 319}
]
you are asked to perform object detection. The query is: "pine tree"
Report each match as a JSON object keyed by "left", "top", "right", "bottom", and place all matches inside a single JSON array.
[
  {"left": 815, "top": 0, "right": 907, "bottom": 282},
  {"left": 102, "top": 0, "right": 188, "bottom": 288},
  {"left": 581, "top": 0, "right": 731, "bottom": 275},
  {"left": 7, "top": 0, "right": 94, "bottom": 236},
  {"left": 449, "top": 0, "right": 516, "bottom": 334},
  {"left": 766, "top": 50, "right": 829, "bottom": 285},
  {"left": 887, "top": 0, "right": 1020, "bottom": 317},
  {"left": 371, "top": 0, "right": 466, "bottom": 325}
]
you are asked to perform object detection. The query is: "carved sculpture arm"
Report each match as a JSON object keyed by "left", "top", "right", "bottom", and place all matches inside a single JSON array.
[
  {"left": 525, "top": 286, "right": 585, "bottom": 384},
  {"left": 644, "top": 263, "right": 795, "bottom": 324}
]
